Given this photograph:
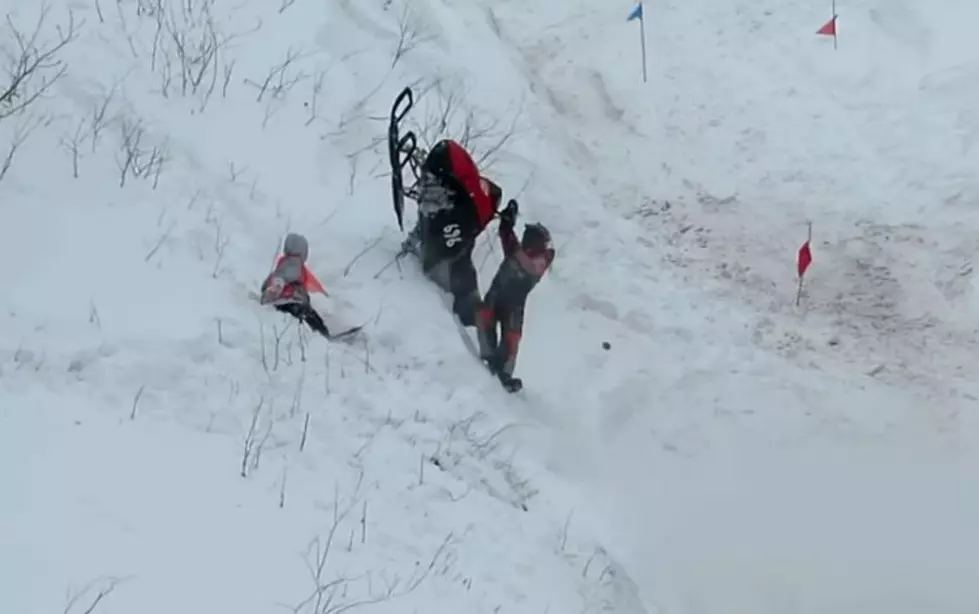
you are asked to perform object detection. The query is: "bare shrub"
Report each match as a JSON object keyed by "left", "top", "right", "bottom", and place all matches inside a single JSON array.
[
  {"left": 0, "top": 6, "right": 81, "bottom": 183},
  {"left": 0, "top": 114, "right": 45, "bottom": 183},
  {"left": 0, "top": 5, "right": 82, "bottom": 120},
  {"left": 391, "top": 4, "right": 434, "bottom": 68},
  {"left": 149, "top": 0, "right": 261, "bottom": 110},
  {"left": 115, "top": 116, "right": 169, "bottom": 188},
  {"left": 291, "top": 475, "right": 457, "bottom": 614},
  {"left": 241, "top": 396, "right": 273, "bottom": 477},
  {"left": 63, "top": 575, "right": 127, "bottom": 614},
  {"left": 244, "top": 46, "right": 311, "bottom": 129},
  {"left": 410, "top": 76, "right": 525, "bottom": 171}
]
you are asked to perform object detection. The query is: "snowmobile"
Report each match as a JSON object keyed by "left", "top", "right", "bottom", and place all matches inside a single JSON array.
[{"left": 385, "top": 86, "right": 522, "bottom": 392}]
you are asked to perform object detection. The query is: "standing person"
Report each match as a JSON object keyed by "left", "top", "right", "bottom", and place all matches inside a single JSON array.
[{"left": 476, "top": 200, "right": 554, "bottom": 392}]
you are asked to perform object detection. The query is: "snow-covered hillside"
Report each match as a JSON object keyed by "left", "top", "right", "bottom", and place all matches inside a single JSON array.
[{"left": 2, "top": 0, "right": 978, "bottom": 612}]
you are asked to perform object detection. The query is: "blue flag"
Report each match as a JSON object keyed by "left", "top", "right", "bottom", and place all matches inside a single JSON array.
[{"left": 627, "top": 3, "right": 643, "bottom": 22}]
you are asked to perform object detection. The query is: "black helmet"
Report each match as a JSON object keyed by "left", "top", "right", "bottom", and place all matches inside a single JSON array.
[{"left": 521, "top": 222, "right": 551, "bottom": 253}]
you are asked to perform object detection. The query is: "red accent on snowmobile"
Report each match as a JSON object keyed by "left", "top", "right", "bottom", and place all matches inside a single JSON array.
[{"left": 445, "top": 140, "right": 497, "bottom": 230}]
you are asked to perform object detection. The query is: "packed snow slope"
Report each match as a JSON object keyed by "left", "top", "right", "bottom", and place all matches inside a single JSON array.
[
  {"left": 484, "top": 1, "right": 979, "bottom": 612},
  {"left": 3, "top": 1, "right": 979, "bottom": 614}
]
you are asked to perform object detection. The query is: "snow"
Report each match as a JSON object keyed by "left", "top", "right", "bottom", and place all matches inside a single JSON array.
[{"left": 2, "top": 0, "right": 978, "bottom": 612}]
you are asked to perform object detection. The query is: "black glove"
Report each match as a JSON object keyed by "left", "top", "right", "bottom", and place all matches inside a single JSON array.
[{"left": 500, "top": 199, "right": 518, "bottom": 226}]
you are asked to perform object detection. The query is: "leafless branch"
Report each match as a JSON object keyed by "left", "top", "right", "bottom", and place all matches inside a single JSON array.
[
  {"left": 391, "top": 4, "right": 433, "bottom": 68},
  {"left": 289, "top": 367, "right": 305, "bottom": 417},
  {"left": 90, "top": 75, "right": 124, "bottom": 153},
  {"left": 129, "top": 384, "right": 145, "bottom": 420},
  {"left": 299, "top": 411, "right": 310, "bottom": 452},
  {"left": 150, "top": 0, "right": 165, "bottom": 70},
  {"left": 0, "top": 5, "right": 83, "bottom": 120},
  {"left": 63, "top": 576, "right": 127, "bottom": 614},
  {"left": 0, "top": 114, "right": 44, "bottom": 183},
  {"left": 293, "top": 478, "right": 450, "bottom": 614},
  {"left": 115, "top": 116, "right": 169, "bottom": 188},
  {"left": 241, "top": 396, "right": 273, "bottom": 477},
  {"left": 150, "top": 0, "right": 259, "bottom": 107},
  {"left": 222, "top": 59, "right": 236, "bottom": 98},
  {"left": 341, "top": 235, "right": 383, "bottom": 277},
  {"left": 304, "top": 65, "right": 328, "bottom": 126},
  {"left": 279, "top": 465, "right": 288, "bottom": 508},
  {"left": 410, "top": 76, "right": 524, "bottom": 170},
  {"left": 292, "top": 480, "right": 363, "bottom": 614},
  {"left": 243, "top": 47, "right": 308, "bottom": 103},
  {"left": 114, "top": 0, "right": 139, "bottom": 59},
  {"left": 144, "top": 220, "right": 175, "bottom": 262},
  {"left": 210, "top": 216, "right": 229, "bottom": 277},
  {"left": 164, "top": 0, "right": 219, "bottom": 100},
  {"left": 116, "top": 117, "right": 142, "bottom": 186},
  {"left": 333, "top": 75, "right": 392, "bottom": 132},
  {"left": 59, "top": 118, "right": 86, "bottom": 178}
]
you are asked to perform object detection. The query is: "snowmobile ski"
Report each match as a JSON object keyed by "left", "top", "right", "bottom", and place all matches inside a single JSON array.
[
  {"left": 248, "top": 291, "right": 364, "bottom": 344},
  {"left": 387, "top": 86, "right": 421, "bottom": 232},
  {"left": 324, "top": 324, "right": 364, "bottom": 343}
]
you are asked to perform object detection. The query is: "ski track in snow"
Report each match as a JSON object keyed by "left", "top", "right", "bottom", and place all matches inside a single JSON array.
[{"left": 2, "top": 0, "right": 979, "bottom": 612}]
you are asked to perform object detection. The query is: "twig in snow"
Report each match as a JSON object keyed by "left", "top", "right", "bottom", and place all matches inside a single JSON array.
[
  {"left": 304, "top": 65, "right": 328, "bottom": 127},
  {"left": 243, "top": 47, "right": 308, "bottom": 103},
  {"left": 342, "top": 235, "right": 384, "bottom": 277},
  {"left": 210, "top": 217, "right": 229, "bottom": 278},
  {"left": 279, "top": 465, "right": 288, "bottom": 508},
  {"left": 129, "top": 384, "right": 145, "bottom": 420},
  {"left": 241, "top": 396, "right": 273, "bottom": 477},
  {"left": 88, "top": 301, "right": 101, "bottom": 329},
  {"left": 63, "top": 575, "right": 126, "bottom": 614},
  {"left": 115, "top": 117, "right": 169, "bottom": 188},
  {"left": 144, "top": 221, "right": 175, "bottom": 263},
  {"left": 360, "top": 501, "right": 367, "bottom": 544},
  {"left": 59, "top": 118, "right": 87, "bottom": 178},
  {"left": 299, "top": 411, "right": 310, "bottom": 452},
  {"left": 90, "top": 73, "right": 125, "bottom": 153},
  {"left": 0, "top": 115, "right": 45, "bottom": 183},
  {"left": 221, "top": 59, "right": 236, "bottom": 98},
  {"left": 290, "top": 368, "right": 305, "bottom": 418},
  {"left": 559, "top": 510, "right": 573, "bottom": 553}
]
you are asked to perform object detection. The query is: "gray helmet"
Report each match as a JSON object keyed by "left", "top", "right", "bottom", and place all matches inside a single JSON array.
[{"left": 283, "top": 233, "right": 309, "bottom": 261}]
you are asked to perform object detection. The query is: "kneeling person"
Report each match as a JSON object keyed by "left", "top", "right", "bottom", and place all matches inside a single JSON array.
[{"left": 259, "top": 233, "right": 331, "bottom": 338}]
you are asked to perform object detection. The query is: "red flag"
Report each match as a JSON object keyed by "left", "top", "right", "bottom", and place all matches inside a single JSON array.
[
  {"left": 817, "top": 16, "right": 837, "bottom": 36},
  {"left": 797, "top": 240, "right": 813, "bottom": 278}
]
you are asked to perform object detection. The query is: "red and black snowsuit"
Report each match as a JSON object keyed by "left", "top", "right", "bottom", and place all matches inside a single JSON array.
[
  {"left": 477, "top": 213, "right": 554, "bottom": 382},
  {"left": 407, "top": 139, "right": 502, "bottom": 326}
]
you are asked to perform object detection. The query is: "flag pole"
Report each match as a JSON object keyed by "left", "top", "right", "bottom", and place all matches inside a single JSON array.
[
  {"left": 795, "top": 222, "right": 812, "bottom": 306},
  {"left": 639, "top": 2, "right": 648, "bottom": 83},
  {"left": 832, "top": 0, "right": 838, "bottom": 50}
]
